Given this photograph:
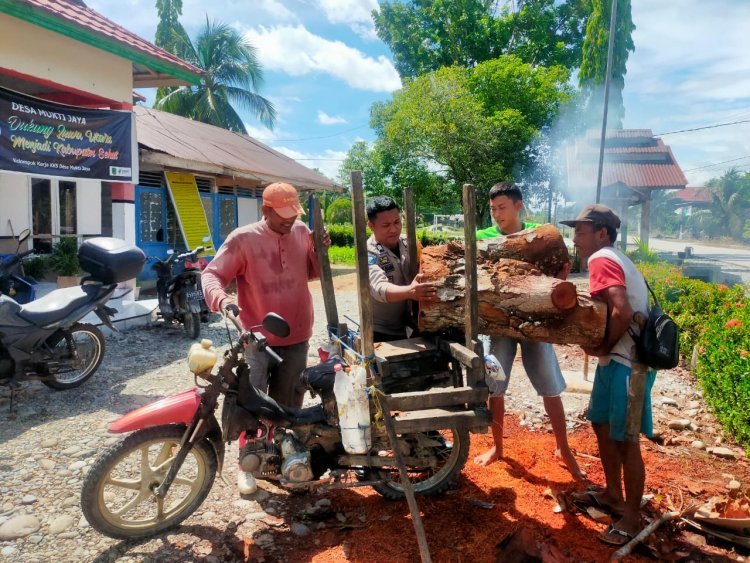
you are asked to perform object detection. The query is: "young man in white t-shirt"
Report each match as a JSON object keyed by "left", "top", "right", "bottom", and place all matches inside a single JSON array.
[{"left": 561, "top": 204, "right": 654, "bottom": 547}]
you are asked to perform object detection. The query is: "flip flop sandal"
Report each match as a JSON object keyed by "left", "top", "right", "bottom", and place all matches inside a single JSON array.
[
  {"left": 599, "top": 524, "right": 635, "bottom": 547},
  {"left": 570, "top": 490, "right": 623, "bottom": 516}
]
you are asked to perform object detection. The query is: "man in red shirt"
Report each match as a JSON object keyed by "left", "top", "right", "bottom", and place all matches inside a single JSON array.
[
  {"left": 561, "top": 204, "right": 653, "bottom": 546},
  {"left": 202, "top": 182, "right": 329, "bottom": 494}
]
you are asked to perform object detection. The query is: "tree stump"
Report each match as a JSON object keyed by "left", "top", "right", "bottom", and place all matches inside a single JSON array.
[{"left": 418, "top": 236, "right": 606, "bottom": 346}]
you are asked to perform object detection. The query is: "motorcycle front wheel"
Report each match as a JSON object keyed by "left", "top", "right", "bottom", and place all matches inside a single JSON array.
[
  {"left": 81, "top": 425, "right": 217, "bottom": 540},
  {"left": 43, "top": 323, "right": 105, "bottom": 390},
  {"left": 371, "top": 426, "right": 469, "bottom": 500}
]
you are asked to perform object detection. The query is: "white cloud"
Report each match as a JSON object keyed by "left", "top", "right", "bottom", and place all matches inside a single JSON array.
[
  {"left": 317, "top": 110, "right": 347, "bottom": 125},
  {"left": 315, "top": 0, "right": 379, "bottom": 39},
  {"left": 245, "top": 25, "right": 401, "bottom": 92},
  {"left": 623, "top": 0, "right": 750, "bottom": 185},
  {"left": 274, "top": 146, "right": 347, "bottom": 179},
  {"left": 257, "top": 0, "right": 298, "bottom": 22}
]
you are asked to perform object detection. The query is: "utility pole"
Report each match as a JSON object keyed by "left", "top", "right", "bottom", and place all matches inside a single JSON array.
[{"left": 595, "top": 0, "right": 618, "bottom": 204}]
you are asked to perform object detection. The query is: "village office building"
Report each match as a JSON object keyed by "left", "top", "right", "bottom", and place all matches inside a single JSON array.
[{"left": 0, "top": 0, "right": 339, "bottom": 281}]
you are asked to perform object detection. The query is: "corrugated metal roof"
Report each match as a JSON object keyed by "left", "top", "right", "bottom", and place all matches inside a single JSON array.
[
  {"left": 135, "top": 105, "right": 342, "bottom": 192},
  {"left": 4, "top": 0, "right": 202, "bottom": 83},
  {"left": 566, "top": 130, "right": 688, "bottom": 191}
]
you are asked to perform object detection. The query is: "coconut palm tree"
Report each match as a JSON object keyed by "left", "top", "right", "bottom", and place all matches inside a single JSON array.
[
  {"left": 155, "top": 18, "right": 276, "bottom": 132},
  {"left": 689, "top": 169, "right": 750, "bottom": 240}
]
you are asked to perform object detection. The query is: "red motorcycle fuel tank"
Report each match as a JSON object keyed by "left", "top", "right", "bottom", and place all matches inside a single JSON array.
[{"left": 108, "top": 389, "right": 202, "bottom": 433}]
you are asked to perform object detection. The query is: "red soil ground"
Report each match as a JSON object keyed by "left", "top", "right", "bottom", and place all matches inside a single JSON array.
[{"left": 243, "top": 416, "right": 750, "bottom": 562}]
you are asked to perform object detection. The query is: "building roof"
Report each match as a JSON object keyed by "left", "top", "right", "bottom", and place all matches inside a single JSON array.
[
  {"left": 134, "top": 105, "right": 342, "bottom": 193},
  {"left": 672, "top": 186, "right": 713, "bottom": 205},
  {"left": 566, "top": 129, "right": 689, "bottom": 195},
  {"left": 0, "top": 0, "right": 202, "bottom": 87}
]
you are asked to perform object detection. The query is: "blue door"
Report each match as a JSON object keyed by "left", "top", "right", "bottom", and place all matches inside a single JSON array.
[{"left": 135, "top": 186, "right": 170, "bottom": 280}]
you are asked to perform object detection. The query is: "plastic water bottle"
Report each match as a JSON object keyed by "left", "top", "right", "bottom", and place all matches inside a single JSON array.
[
  {"left": 484, "top": 354, "right": 506, "bottom": 396},
  {"left": 347, "top": 364, "right": 372, "bottom": 453},
  {"left": 332, "top": 363, "right": 350, "bottom": 419}
]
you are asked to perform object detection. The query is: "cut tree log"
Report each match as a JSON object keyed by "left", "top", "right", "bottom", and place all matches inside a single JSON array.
[
  {"left": 418, "top": 241, "right": 607, "bottom": 346},
  {"left": 478, "top": 223, "right": 570, "bottom": 277}
]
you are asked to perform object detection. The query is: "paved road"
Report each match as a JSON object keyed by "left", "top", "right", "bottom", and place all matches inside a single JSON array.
[{"left": 648, "top": 238, "right": 750, "bottom": 284}]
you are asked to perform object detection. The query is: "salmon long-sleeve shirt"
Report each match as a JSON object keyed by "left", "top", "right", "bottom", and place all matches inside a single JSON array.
[{"left": 201, "top": 219, "right": 320, "bottom": 347}]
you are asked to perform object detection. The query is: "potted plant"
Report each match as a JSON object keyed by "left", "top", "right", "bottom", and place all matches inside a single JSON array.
[{"left": 51, "top": 237, "right": 82, "bottom": 288}]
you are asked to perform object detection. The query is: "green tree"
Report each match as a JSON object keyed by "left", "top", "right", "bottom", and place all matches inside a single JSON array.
[
  {"left": 371, "top": 56, "right": 571, "bottom": 224},
  {"left": 325, "top": 198, "right": 353, "bottom": 224},
  {"left": 373, "top": 0, "right": 588, "bottom": 79},
  {"left": 578, "top": 0, "right": 635, "bottom": 127},
  {"left": 155, "top": 0, "right": 189, "bottom": 53},
  {"left": 155, "top": 18, "right": 276, "bottom": 132},
  {"left": 689, "top": 169, "right": 750, "bottom": 241}
]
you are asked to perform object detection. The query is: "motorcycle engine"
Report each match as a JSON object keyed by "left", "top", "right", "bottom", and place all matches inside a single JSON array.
[
  {"left": 279, "top": 434, "right": 313, "bottom": 483},
  {"left": 239, "top": 427, "right": 280, "bottom": 478}
]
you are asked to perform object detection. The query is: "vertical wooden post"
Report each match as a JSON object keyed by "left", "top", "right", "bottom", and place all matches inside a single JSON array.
[
  {"left": 640, "top": 193, "right": 651, "bottom": 248},
  {"left": 625, "top": 363, "right": 648, "bottom": 442},
  {"left": 404, "top": 187, "right": 418, "bottom": 281},
  {"left": 462, "top": 184, "right": 479, "bottom": 348},
  {"left": 313, "top": 197, "right": 339, "bottom": 333},
  {"left": 350, "top": 171, "right": 374, "bottom": 359},
  {"left": 404, "top": 187, "right": 419, "bottom": 325}
]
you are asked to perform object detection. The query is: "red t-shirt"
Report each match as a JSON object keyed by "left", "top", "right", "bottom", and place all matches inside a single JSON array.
[{"left": 588, "top": 257, "right": 626, "bottom": 297}]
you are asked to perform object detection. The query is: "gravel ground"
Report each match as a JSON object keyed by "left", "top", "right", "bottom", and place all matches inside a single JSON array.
[{"left": 0, "top": 269, "right": 743, "bottom": 562}]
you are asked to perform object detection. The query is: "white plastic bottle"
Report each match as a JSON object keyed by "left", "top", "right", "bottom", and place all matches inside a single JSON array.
[
  {"left": 483, "top": 354, "right": 507, "bottom": 396},
  {"left": 347, "top": 364, "right": 372, "bottom": 454},
  {"left": 332, "top": 362, "right": 351, "bottom": 426}
]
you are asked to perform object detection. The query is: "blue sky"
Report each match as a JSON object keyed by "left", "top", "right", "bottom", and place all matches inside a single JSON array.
[{"left": 88, "top": 0, "right": 750, "bottom": 187}]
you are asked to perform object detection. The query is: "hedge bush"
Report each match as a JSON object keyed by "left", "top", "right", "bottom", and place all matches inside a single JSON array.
[
  {"left": 639, "top": 262, "right": 750, "bottom": 450},
  {"left": 325, "top": 225, "right": 460, "bottom": 248}
]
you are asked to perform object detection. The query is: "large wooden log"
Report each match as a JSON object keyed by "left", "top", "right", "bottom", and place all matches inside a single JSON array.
[
  {"left": 478, "top": 223, "right": 570, "bottom": 277},
  {"left": 418, "top": 242, "right": 606, "bottom": 346}
]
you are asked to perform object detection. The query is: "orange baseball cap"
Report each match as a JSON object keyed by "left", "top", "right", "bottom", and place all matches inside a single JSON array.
[{"left": 262, "top": 182, "right": 305, "bottom": 219}]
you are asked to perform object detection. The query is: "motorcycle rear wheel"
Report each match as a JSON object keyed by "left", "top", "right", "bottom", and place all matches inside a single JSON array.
[
  {"left": 371, "top": 427, "right": 469, "bottom": 500},
  {"left": 43, "top": 323, "right": 105, "bottom": 390},
  {"left": 81, "top": 425, "right": 217, "bottom": 540},
  {"left": 183, "top": 311, "right": 201, "bottom": 340}
]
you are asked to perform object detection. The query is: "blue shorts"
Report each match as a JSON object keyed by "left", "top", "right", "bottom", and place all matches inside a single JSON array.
[
  {"left": 486, "top": 336, "right": 566, "bottom": 397},
  {"left": 588, "top": 360, "right": 656, "bottom": 442}
]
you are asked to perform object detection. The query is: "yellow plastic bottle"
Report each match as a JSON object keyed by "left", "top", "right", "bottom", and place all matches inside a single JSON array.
[{"left": 188, "top": 339, "right": 218, "bottom": 374}]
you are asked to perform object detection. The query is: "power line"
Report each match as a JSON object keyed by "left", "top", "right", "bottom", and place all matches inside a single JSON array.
[
  {"left": 683, "top": 154, "right": 750, "bottom": 172},
  {"left": 656, "top": 118, "right": 750, "bottom": 136},
  {"left": 256, "top": 124, "right": 368, "bottom": 142}
]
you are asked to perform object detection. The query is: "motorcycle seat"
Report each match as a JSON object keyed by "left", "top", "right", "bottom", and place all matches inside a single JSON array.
[
  {"left": 18, "top": 284, "right": 102, "bottom": 327},
  {"left": 239, "top": 384, "right": 327, "bottom": 426}
]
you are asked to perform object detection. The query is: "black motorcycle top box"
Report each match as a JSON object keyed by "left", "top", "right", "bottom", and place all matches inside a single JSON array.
[{"left": 78, "top": 238, "right": 146, "bottom": 284}]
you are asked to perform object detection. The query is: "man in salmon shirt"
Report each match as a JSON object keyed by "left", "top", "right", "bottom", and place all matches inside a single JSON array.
[{"left": 202, "top": 182, "right": 329, "bottom": 494}]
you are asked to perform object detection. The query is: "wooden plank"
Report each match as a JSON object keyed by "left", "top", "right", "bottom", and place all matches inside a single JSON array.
[
  {"left": 379, "top": 394, "right": 433, "bottom": 563},
  {"left": 351, "top": 170, "right": 374, "bottom": 359},
  {"left": 462, "top": 183, "right": 478, "bottom": 347},
  {"left": 313, "top": 197, "right": 338, "bottom": 331},
  {"left": 387, "top": 386, "right": 488, "bottom": 411},
  {"left": 392, "top": 408, "right": 492, "bottom": 434},
  {"left": 375, "top": 337, "right": 437, "bottom": 361},
  {"left": 440, "top": 341, "right": 481, "bottom": 369}
]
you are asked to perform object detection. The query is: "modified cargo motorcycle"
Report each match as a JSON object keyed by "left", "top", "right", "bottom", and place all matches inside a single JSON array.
[
  {"left": 151, "top": 241, "right": 211, "bottom": 340},
  {"left": 0, "top": 229, "right": 37, "bottom": 304},
  {"left": 0, "top": 237, "right": 145, "bottom": 391},
  {"left": 81, "top": 313, "right": 468, "bottom": 539}
]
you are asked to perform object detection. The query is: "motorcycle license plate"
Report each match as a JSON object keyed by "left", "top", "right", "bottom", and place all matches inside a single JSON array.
[{"left": 185, "top": 289, "right": 203, "bottom": 303}]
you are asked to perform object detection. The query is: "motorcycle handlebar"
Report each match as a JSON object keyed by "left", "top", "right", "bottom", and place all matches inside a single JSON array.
[{"left": 225, "top": 311, "right": 283, "bottom": 364}]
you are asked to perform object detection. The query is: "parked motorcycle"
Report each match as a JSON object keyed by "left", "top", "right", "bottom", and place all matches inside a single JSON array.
[
  {"left": 0, "top": 237, "right": 145, "bottom": 391},
  {"left": 151, "top": 241, "right": 211, "bottom": 340},
  {"left": 81, "top": 313, "right": 468, "bottom": 539},
  {"left": 0, "top": 229, "right": 37, "bottom": 304}
]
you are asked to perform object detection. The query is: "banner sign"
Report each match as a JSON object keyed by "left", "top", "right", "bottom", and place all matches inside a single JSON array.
[{"left": 0, "top": 86, "right": 135, "bottom": 181}]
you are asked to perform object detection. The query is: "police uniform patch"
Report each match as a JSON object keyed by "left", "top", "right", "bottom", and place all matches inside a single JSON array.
[{"left": 368, "top": 254, "right": 377, "bottom": 265}]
